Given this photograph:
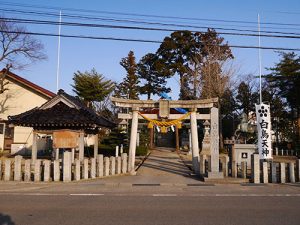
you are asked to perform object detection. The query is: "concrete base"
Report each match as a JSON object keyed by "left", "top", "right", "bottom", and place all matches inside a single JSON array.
[{"left": 207, "top": 171, "right": 224, "bottom": 179}]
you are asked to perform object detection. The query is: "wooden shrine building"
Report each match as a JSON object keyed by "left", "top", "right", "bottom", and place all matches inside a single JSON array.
[{"left": 9, "top": 89, "right": 115, "bottom": 161}]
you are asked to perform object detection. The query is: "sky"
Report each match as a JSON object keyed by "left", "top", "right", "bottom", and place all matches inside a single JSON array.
[{"left": 1, "top": 0, "right": 300, "bottom": 99}]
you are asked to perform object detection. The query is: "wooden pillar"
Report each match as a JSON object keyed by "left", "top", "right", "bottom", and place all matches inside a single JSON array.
[
  {"left": 32, "top": 131, "right": 38, "bottom": 161},
  {"left": 128, "top": 108, "right": 139, "bottom": 174},
  {"left": 175, "top": 125, "right": 180, "bottom": 152},
  {"left": 94, "top": 134, "right": 98, "bottom": 157}
]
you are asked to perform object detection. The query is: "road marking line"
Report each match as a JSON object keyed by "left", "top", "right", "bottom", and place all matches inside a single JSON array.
[
  {"left": 17, "top": 193, "right": 65, "bottom": 196},
  {"left": 69, "top": 193, "right": 105, "bottom": 196},
  {"left": 152, "top": 194, "right": 177, "bottom": 197},
  {"left": 214, "top": 194, "right": 300, "bottom": 197}
]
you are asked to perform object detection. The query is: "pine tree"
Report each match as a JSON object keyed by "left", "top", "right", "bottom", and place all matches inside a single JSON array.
[
  {"left": 157, "top": 29, "right": 233, "bottom": 100},
  {"left": 137, "top": 53, "right": 171, "bottom": 99},
  {"left": 72, "top": 68, "right": 115, "bottom": 108},
  {"left": 117, "top": 51, "right": 139, "bottom": 99}
]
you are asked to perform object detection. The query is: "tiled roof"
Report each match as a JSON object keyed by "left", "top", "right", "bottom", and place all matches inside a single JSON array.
[{"left": 8, "top": 89, "right": 115, "bottom": 131}]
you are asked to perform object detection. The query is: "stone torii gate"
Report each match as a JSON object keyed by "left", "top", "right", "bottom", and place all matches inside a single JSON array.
[{"left": 111, "top": 97, "right": 224, "bottom": 179}]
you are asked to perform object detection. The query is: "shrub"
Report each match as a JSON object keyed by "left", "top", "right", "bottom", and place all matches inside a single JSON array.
[{"left": 136, "top": 145, "right": 148, "bottom": 156}]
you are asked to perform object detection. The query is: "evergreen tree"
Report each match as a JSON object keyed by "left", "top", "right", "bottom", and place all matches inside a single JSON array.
[
  {"left": 220, "top": 88, "right": 237, "bottom": 117},
  {"left": 116, "top": 51, "right": 139, "bottom": 99},
  {"left": 267, "top": 52, "right": 300, "bottom": 144},
  {"left": 261, "top": 82, "right": 289, "bottom": 143},
  {"left": 157, "top": 29, "right": 233, "bottom": 100},
  {"left": 72, "top": 68, "right": 115, "bottom": 108},
  {"left": 267, "top": 52, "right": 300, "bottom": 117},
  {"left": 137, "top": 53, "right": 171, "bottom": 99},
  {"left": 236, "top": 81, "right": 257, "bottom": 116},
  {"left": 157, "top": 30, "right": 200, "bottom": 100}
]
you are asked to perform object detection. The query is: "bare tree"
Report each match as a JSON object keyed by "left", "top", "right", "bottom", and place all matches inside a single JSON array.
[{"left": 0, "top": 17, "right": 46, "bottom": 93}]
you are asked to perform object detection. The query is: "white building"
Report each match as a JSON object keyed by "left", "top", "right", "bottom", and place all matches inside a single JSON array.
[{"left": 0, "top": 69, "right": 55, "bottom": 153}]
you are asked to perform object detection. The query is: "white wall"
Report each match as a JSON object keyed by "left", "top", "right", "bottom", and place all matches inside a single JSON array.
[
  {"left": 0, "top": 123, "right": 5, "bottom": 151},
  {"left": 234, "top": 144, "right": 256, "bottom": 169},
  {"left": 0, "top": 79, "right": 50, "bottom": 150}
]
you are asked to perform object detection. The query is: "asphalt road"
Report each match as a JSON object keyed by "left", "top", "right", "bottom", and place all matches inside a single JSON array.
[
  {"left": 0, "top": 148, "right": 299, "bottom": 225},
  {"left": 0, "top": 187, "right": 299, "bottom": 225}
]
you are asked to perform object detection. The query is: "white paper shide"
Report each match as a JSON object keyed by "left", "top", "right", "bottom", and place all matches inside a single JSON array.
[{"left": 255, "top": 103, "right": 273, "bottom": 159}]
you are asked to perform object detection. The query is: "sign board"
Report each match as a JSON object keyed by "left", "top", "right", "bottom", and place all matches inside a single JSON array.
[
  {"left": 255, "top": 103, "right": 272, "bottom": 159},
  {"left": 53, "top": 130, "right": 79, "bottom": 149},
  {"left": 159, "top": 100, "right": 170, "bottom": 118},
  {"left": 241, "top": 152, "right": 248, "bottom": 159}
]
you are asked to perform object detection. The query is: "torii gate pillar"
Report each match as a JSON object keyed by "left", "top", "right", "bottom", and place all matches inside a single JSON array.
[
  {"left": 128, "top": 107, "right": 139, "bottom": 175},
  {"left": 111, "top": 96, "right": 220, "bottom": 177},
  {"left": 207, "top": 107, "right": 224, "bottom": 179},
  {"left": 190, "top": 109, "right": 200, "bottom": 174}
]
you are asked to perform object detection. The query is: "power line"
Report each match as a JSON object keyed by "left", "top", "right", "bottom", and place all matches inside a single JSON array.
[
  {"left": 3, "top": 17, "right": 300, "bottom": 40},
  {"left": 2, "top": 8, "right": 300, "bottom": 36},
  {"left": 0, "top": 29, "right": 161, "bottom": 43},
  {"left": 2, "top": 7, "right": 300, "bottom": 36},
  {"left": 2, "top": 29, "right": 300, "bottom": 51},
  {"left": 1, "top": 1, "right": 300, "bottom": 28},
  {"left": 3, "top": 6, "right": 300, "bottom": 33}
]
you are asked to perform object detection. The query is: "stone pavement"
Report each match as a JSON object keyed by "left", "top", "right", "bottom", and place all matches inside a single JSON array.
[
  {"left": 87, "top": 147, "right": 202, "bottom": 186},
  {"left": 97, "top": 147, "right": 249, "bottom": 186},
  {"left": 133, "top": 147, "right": 200, "bottom": 184}
]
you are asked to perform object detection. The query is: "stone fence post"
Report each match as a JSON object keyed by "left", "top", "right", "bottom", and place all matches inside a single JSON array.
[
  {"left": 121, "top": 153, "right": 127, "bottom": 174},
  {"left": 110, "top": 157, "right": 116, "bottom": 176},
  {"left": 104, "top": 157, "right": 109, "bottom": 176},
  {"left": 280, "top": 162, "right": 286, "bottom": 183},
  {"left": 43, "top": 160, "right": 51, "bottom": 182},
  {"left": 75, "top": 159, "right": 81, "bottom": 181},
  {"left": 116, "top": 156, "right": 121, "bottom": 175},
  {"left": 53, "top": 160, "right": 60, "bottom": 182},
  {"left": 271, "top": 162, "right": 277, "bottom": 183},
  {"left": 4, "top": 159, "right": 11, "bottom": 181},
  {"left": 63, "top": 152, "right": 72, "bottom": 182},
  {"left": 251, "top": 154, "right": 260, "bottom": 183},
  {"left": 289, "top": 162, "right": 295, "bottom": 183},
  {"left": 83, "top": 158, "right": 89, "bottom": 179},
  {"left": 91, "top": 158, "right": 96, "bottom": 179},
  {"left": 34, "top": 160, "right": 41, "bottom": 182},
  {"left": 97, "top": 154, "right": 104, "bottom": 177},
  {"left": 24, "top": 160, "right": 31, "bottom": 182},
  {"left": 14, "top": 156, "right": 22, "bottom": 181}
]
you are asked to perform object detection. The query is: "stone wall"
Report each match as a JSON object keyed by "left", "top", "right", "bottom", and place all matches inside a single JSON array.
[{"left": 0, "top": 152, "right": 129, "bottom": 182}]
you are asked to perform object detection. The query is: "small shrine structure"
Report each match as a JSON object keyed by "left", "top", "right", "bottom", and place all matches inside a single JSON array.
[{"left": 9, "top": 90, "right": 115, "bottom": 161}]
